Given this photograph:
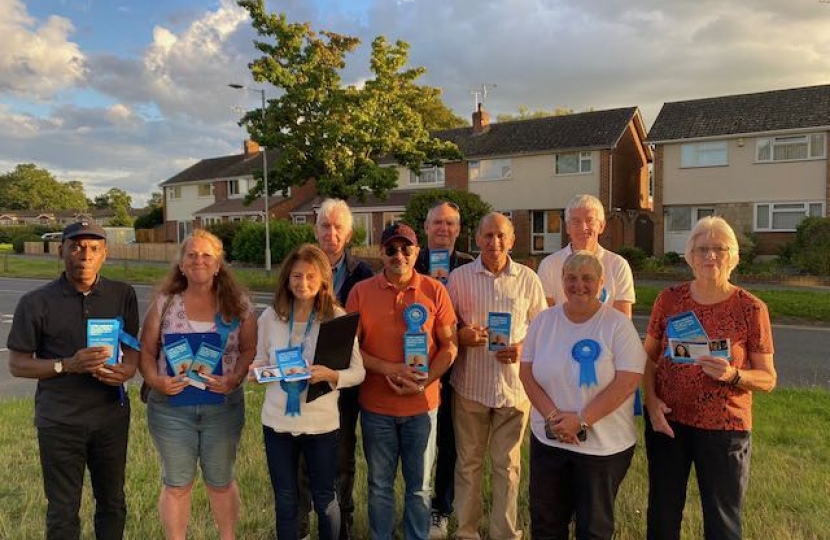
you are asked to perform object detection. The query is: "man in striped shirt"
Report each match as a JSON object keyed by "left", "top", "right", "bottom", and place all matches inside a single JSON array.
[{"left": 447, "top": 213, "right": 547, "bottom": 540}]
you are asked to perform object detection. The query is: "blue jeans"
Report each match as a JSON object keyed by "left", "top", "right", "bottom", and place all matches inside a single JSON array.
[
  {"left": 361, "top": 408, "right": 437, "bottom": 540},
  {"left": 263, "top": 426, "right": 341, "bottom": 540}
]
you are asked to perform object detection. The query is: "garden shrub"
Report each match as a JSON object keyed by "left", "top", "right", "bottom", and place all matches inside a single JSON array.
[
  {"left": 13, "top": 234, "right": 43, "bottom": 253},
  {"left": 617, "top": 246, "right": 647, "bottom": 271},
  {"left": 206, "top": 221, "right": 245, "bottom": 261},
  {"left": 791, "top": 217, "right": 830, "bottom": 276},
  {"left": 231, "top": 220, "right": 316, "bottom": 265},
  {"left": 662, "top": 251, "right": 682, "bottom": 266}
]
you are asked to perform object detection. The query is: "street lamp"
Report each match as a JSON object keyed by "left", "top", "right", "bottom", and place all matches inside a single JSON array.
[{"left": 229, "top": 83, "right": 271, "bottom": 275}]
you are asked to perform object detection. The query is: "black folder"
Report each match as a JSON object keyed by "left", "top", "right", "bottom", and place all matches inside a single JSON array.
[{"left": 306, "top": 312, "right": 360, "bottom": 403}]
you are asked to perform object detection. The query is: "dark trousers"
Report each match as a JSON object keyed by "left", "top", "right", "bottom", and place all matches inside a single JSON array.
[
  {"left": 37, "top": 414, "right": 130, "bottom": 540},
  {"left": 645, "top": 417, "right": 751, "bottom": 540},
  {"left": 297, "top": 386, "right": 360, "bottom": 540},
  {"left": 430, "top": 370, "right": 456, "bottom": 516},
  {"left": 263, "top": 426, "right": 341, "bottom": 540},
  {"left": 529, "top": 435, "right": 633, "bottom": 540}
]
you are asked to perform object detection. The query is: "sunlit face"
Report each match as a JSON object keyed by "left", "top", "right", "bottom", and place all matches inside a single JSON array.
[
  {"left": 425, "top": 204, "right": 461, "bottom": 250},
  {"left": 180, "top": 237, "right": 220, "bottom": 285},
  {"left": 690, "top": 231, "right": 733, "bottom": 283},
  {"left": 563, "top": 264, "right": 603, "bottom": 305},
  {"left": 289, "top": 260, "right": 323, "bottom": 301},
  {"left": 566, "top": 207, "right": 605, "bottom": 251},
  {"left": 476, "top": 215, "right": 515, "bottom": 269},
  {"left": 382, "top": 239, "right": 419, "bottom": 276},
  {"left": 315, "top": 210, "right": 353, "bottom": 259},
  {"left": 61, "top": 237, "right": 107, "bottom": 289}
]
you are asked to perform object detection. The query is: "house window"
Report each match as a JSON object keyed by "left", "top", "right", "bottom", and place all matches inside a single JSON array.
[
  {"left": 198, "top": 184, "right": 214, "bottom": 197},
  {"left": 353, "top": 213, "right": 372, "bottom": 246},
  {"left": 531, "top": 210, "right": 561, "bottom": 253},
  {"left": 177, "top": 221, "right": 192, "bottom": 242},
  {"left": 167, "top": 186, "right": 182, "bottom": 200},
  {"left": 666, "top": 207, "right": 714, "bottom": 232},
  {"left": 293, "top": 215, "right": 308, "bottom": 225},
  {"left": 409, "top": 166, "right": 445, "bottom": 185},
  {"left": 555, "top": 152, "right": 592, "bottom": 175},
  {"left": 755, "top": 202, "right": 825, "bottom": 232},
  {"left": 681, "top": 141, "right": 728, "bottom": 168},
  {"left": 469, "top": 158, "right": 512, "bottom": 181},
  {"left": 756, "top": 133, "right": 826, "bottom": 162},
  {"left": 383, "top": 212, "right": 404, "bottom": 229},
  {"left": 227, "top": 180, "right": 241, "bottom": 197}
]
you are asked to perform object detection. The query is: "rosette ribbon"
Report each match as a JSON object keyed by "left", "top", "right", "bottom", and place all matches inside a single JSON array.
[
  {"left": 280, "top": 380, "right": 308, "bottom": 417},
  {"left": 571, "top": 339, "right": 601, "bottom": 388}
]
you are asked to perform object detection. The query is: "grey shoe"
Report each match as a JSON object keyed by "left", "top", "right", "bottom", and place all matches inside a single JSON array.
[{"left": 428, "top": 511, "right": 448, "bottom": 540}]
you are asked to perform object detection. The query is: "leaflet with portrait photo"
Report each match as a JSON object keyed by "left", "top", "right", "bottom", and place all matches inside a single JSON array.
[
  {"left": 87, "top": 318, "right": 121, "bottom": 366},
  {"left": 488, "top": 312, "right": 511, "bottom": 352},
  {"left": 188, "top": 342, "right": 224, "bottom": 389},
  {"left": 668, "top": 338, "right": 732, "bottom": 363},
  {"left": 276, "top": 346, "right": 311, "bottom": 382},
  {"left": 165, "top": 338, "right": 194, "bottom": 377},
  {"left": 404, "top": 332, "right": 429, "bottom": 379},
  {"left": 429, "top": 250, "right": 451, "bottom": 284}
]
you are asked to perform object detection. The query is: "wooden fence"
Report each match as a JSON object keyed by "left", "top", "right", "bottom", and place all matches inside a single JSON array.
[{"left": 24, "top": 242, "right": 181, "bottom": 262}]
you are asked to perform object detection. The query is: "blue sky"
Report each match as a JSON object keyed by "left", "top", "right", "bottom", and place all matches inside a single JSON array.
[{"left": 1, "top": 0, "right": 829, "bottom": 205}]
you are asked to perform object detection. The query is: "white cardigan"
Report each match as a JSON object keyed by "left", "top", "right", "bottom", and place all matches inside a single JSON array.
[{"left": 255, "top": 306, "right": 364, "bottom": 435}]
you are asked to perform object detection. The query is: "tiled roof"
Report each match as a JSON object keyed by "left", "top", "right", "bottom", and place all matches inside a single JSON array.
[
  {"left": 290, "top": 190, "right": 417, "bottom": 214},
  {"left": 432, "top": 107, "right": 640, "bottom": 159},
  {"left": 648, "top": 83, "right": 830, "bottom": 142},
  {"left": 195, "top": 195, "right": 286, "bottom": 216},
  {"left": 160, "top": 149, "right": 280, "bottom": 186}
]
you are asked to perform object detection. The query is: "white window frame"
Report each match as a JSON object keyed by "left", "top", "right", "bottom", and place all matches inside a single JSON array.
[
  {"left": 382, "top": 211, "right": 404, "bottom": 229},
  {"left": 409, "top": 166, "right": 445, "bottom": 186},
  {"left": 167, "top": 186, "right": 182, "bottom": 200},
  {"left": 530, "top": 210, "right": 562, "bottom": 254},
  {"left": 202, "top": 216, "right": 221, "bottom": 226},
  {"left": 756, "top": 133, "right": 826, "bottom": 163},
  {"left": 293, "top": 215, "right": 308, "bottom": 225},
  {"left": 469, "top": 158, "right": 512, "bottom": 181},
  {"left": 754, "top": 201, "right": 825, "bottom": 232},
  {"left": 352, "top": 213, "right": 372, "bottom": 246},
  {"left": 227, "top": 180, "right": 241, "bottom": 198},
  {"left": 198, "top": 183, "right": 214, "bottom": 198},
  {"left": 554, "top": 151, "right": 593, "bottom": 175},
  {"left": 177, "top": 220, "right": 192, "bottom": 243},
  {"left": 680, "top": 141, "right": 728, "bottom": 168}
]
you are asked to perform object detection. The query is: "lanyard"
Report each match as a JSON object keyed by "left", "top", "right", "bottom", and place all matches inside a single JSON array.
[{"left": 288, "top": 301, "right": 316, "bottom": 351}]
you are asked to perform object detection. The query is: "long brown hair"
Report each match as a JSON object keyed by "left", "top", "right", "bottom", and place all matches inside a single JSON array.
[
  {"left": 156, "top": 229, "right": 249, "bottom": 320},
  {"left": 272, "top": 244, "right": 336, "bottom": 322}
]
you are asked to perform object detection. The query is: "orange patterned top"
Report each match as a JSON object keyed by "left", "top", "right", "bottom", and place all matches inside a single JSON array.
[{"left": 647, "top": 283, "right": 774, "bottom": 431}]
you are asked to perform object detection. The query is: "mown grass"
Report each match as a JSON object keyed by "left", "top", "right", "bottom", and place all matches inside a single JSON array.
[{"left": 0, "top": 386, "right": 827, "bottom": 539}]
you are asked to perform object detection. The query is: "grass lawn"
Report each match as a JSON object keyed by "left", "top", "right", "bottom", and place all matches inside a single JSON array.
[{"left": 0, "top": 387, "right": 827, "bottom": 539}]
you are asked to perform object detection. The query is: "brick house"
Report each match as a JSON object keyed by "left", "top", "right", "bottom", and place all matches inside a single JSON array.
[
  {"left": 159, "top": 140, "right": 316, "bottom": 242},
  {"left": 648, "top": 84, "right": 830, "bottom": 257}
]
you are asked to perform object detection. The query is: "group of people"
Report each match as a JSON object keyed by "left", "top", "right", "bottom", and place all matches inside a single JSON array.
[{"left": 8, "top": 193, "right": 776, "bottom": 540}]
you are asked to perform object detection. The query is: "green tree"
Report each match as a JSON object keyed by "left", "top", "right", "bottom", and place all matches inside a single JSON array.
[
  {"left": 496, "top": 105, "right": 576, "bottom": 123},
  {"left": 0, "top": 164, "right": 88, "bottom": 210},
  {"left": 413, "top": 88, "right": 468, "bottom": 131},
  {"left": 107, "top": 206, "right": 134, "bottom": 227},
  {"left": 147, "top": 191, "right": 164, "bottom": 209},
  {"left": 133, "top": 207, "right": 163, "bottom": 230},
  {"left": 94, "top": 188, "right": 132, "bottom": 210},
  {"left": 238, "top": 0, "right": 462, "bottom": 202},
  {"left": 401, "top": 189, "right": 492, "bottom": 252}
]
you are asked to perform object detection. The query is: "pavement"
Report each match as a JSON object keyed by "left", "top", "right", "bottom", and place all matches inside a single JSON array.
[{"left": 0, "top": 276, "right": 828, "bottom": 401}]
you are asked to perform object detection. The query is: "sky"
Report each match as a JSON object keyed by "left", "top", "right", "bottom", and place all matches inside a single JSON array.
[{"left": 1, "top": 0, "right": 829, "bottom": 206}]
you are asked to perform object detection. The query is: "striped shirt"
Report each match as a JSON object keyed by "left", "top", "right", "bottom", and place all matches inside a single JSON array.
[{"left": 448, "top": 256, "right": 547, "bottom": 408}]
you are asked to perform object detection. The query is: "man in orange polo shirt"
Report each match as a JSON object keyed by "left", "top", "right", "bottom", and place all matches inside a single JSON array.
[{"left": 346, "top": 223, "right": 458, "bottom": 540}]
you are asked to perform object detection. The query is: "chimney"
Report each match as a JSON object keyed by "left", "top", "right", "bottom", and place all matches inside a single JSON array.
[
  {"left": 243, "top": 139, "right": 260, "bottom": 156},
  {"left": 472, "top": 103, "right": 490, "bottom": 134}
]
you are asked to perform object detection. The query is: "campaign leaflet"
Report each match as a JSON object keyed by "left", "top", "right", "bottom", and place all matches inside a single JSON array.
[
  {"left": 429, "top": 250, "right": 451, "bottom": 284},
  {"left": 87, "top": 319, "right": 121, "bottom": 368},
  {"left": 488, "top": 312, "right": 511, "bottom": 353},
  {"left": 669, "top": 338, "right": 733, "bottom": 363},
  {"left": 404, "top": 333, "right": 429, "bottom": 380},
  {"left": 165, "top": 338, "right": 195, "bottom": 378},
  {"left": 188, "top": 342, "right": 224, "bottom": 390},
  {"left": 255, "top": 346, "right": 310, "bottom": 384}
]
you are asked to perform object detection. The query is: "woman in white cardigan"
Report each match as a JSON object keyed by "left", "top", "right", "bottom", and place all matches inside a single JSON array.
[{"left": 253, "top": 244, "right": 364, "bottom": 540}]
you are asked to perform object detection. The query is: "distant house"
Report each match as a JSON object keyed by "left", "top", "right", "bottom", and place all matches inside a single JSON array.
[
  {"left": 159, "top": 140, "right": 316, "bottom": 242},
  {"left": 648, "top": 84, "right": 830, "bottom": 256},
  {"left": 0, "top": 208, "right": 146, "bottom": 227}
]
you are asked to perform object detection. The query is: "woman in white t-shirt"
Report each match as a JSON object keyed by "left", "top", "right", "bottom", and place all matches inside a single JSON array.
[
  {"left": 520, "top": 251, "right": 646, "bottom": 540},
  {"left": 252, "top": 244, "right": 364, "bottom": 540}
]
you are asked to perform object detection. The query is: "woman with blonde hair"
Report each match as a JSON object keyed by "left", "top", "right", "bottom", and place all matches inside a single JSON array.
[
  {"left": 254, "top": 243, "right": 364, "bottom": 540},
  {"left": 644, "top": 216, "right": 776, "bottom": 540},
  {"left": 139, "top": 229, "right": 257, "bottom": 540}
]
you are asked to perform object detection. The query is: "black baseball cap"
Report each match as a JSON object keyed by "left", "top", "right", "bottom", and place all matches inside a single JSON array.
[
  {"left": 380, "top": 223, "right": 418, "bottom": 247},
  {"left": 62, "top": 220, "right": 107, "bottom": 241}
]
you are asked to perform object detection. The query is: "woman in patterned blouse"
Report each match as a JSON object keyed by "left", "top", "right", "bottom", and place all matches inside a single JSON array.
[{"left": 643, "top": 216, "right": 777, "bottom": 540}]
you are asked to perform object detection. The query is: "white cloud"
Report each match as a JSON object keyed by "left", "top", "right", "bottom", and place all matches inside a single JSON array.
[{"left": 0, "top": 0, "right": 87, "bottom": 98}]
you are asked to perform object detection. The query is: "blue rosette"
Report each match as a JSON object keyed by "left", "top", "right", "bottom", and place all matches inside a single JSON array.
[
  {"left": 571, "top": 339, "right": 601, "bottom": 388},
  {"left": 280, "top": 380, "right": 308, "bottom": 416},
  {"left": 404, "top": 303, "right": 428, "bottom": 334}
]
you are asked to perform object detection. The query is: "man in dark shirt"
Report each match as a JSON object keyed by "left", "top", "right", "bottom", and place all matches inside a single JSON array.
[
  {"left": 414, "top": 201, "right": 473, "bottom": 540},
  {"left": 296, "top": 198, "right": 374, "bottom": 540},
  {"left": 8, "top": 221, "right": 140, "bottom": 540}
]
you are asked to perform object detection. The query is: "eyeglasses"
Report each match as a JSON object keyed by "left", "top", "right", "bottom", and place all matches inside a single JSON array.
[
  {"left": 384, "top": 245, "right": 416, "bottom": 257},
  {"left": 693, "top": 246, "right": 730, "bottom": 257}
]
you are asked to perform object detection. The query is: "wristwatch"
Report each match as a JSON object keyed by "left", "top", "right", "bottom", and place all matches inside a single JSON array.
[
  {"left": 577, "top": 414, "right": 590, "bottom": 442},
  {"left": 53, "top": 360, "right": 64, "bottom": 374}
]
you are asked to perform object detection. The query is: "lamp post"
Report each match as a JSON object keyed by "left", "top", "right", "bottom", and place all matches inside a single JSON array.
[{"left": 229, "top": 83, "right": 271, "bottom": 275}]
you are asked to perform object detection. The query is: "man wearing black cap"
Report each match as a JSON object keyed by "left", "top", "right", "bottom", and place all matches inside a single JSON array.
[
  {"left": 345, "top": 223, "right": 458, "bottom": 540},
  {"left": 8, "top": 220, "right": 140, "bottom": 540}
]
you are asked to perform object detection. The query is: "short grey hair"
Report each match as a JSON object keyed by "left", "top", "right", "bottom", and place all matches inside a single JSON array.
[
  {"left": 425, "top": 201, "right": 461, "bottom": 226},
  {"left": 562, "top": 250, "right": 605, "bottom": 280},
  {"left": 684, "top": 215, "right": 740, "bottom": 276},
  {"left": 565, "top": 194, "right": 606, "bottom": 223},
  {"left": 316, "top": 198, "right": 353, "bottom": 232},
  {"left": 477, "top": 212, "right": 515, "bottom": 236}
]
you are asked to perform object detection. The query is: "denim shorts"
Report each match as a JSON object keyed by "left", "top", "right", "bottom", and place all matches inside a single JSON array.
[{"left": 146, "top": 388, "right": 245, "bottom": 488}]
